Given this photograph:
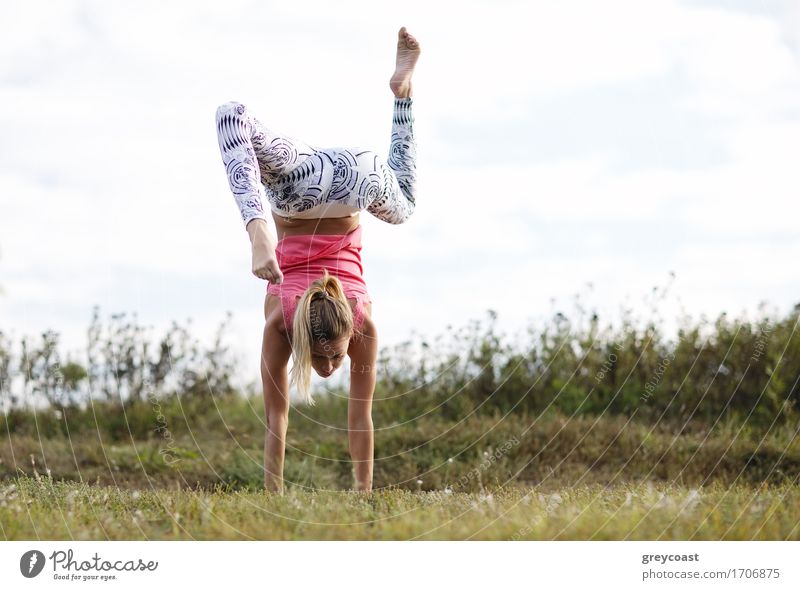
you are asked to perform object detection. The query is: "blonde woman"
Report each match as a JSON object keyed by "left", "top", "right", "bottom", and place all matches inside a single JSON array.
[{"left": 215, "top": 27, "right": 420, "bottom": 493}]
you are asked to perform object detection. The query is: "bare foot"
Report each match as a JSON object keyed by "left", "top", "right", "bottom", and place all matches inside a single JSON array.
[{"left": 389, "top": 26, "right": 420, "bottom": 98}]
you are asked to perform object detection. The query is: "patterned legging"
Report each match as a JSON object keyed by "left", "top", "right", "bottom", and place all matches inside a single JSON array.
[{"left": 215, "top": 97, "right": 417, "bottom": 227}]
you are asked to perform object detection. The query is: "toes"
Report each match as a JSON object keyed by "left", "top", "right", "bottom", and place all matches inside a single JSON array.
[{"left": 397, "top": 26, "right": 418, "bottom": 50}]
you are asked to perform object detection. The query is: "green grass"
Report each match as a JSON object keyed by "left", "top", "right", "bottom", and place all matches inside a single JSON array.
[
  {"left": 3, "top": 406, "right": 797, "bottom": 492},
  {"left": 3, "top": 284, "right": 798, "bottom": 540},
  {"left": 1, "top": 475, "right": 798, "bottom": 540},
  {"left": 2, "top": 401, "right": 797, "bottom": 540}
]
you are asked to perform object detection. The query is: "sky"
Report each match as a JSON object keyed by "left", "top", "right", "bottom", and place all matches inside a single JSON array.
[{"left": 1, "top": 0, "right": 799, "bottom": 394}]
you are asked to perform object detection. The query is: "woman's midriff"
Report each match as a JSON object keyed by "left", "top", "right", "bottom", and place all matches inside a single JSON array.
[{"left": 272, "top": 212, "right": 360, "bottom": 240}]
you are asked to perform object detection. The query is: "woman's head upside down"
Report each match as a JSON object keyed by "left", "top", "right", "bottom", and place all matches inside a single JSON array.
[{"left": 290, "top": 269, "right": 354, "bottom": 404}]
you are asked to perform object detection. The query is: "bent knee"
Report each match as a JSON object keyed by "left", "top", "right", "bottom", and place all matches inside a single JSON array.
[{"left": 215, "top": 100, "right": 247, "bottom": 121}]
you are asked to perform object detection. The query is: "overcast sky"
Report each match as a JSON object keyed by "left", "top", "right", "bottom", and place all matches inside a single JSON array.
[{"left": 1, "top": 0, "right": 799, "bottom": 392}]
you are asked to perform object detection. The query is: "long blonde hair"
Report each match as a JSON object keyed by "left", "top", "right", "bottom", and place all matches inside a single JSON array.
[{"left": 289, "top": 269, "right": 354, "bottom": 405}]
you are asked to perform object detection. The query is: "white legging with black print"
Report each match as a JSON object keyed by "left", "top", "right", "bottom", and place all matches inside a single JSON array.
[{"left": 215, "top": 97, "right": 416, "bottom": 227}]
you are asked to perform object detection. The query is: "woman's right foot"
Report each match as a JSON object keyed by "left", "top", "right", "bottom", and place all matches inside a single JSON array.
[{"left": 389, "top": 26, "right": 420, "bottom": 98}]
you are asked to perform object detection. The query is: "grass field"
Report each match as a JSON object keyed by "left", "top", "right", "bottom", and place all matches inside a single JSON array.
[
  {"left": 2, "top": 399, "right": 798, "bottom": 540},
  {"left": 2, "top": 306, "right": 798, "bottom": 540},
  {"left": 3, "top": 410, "right": 798, "bottom": 489},
  {"left": 2, "top": 475, "right": 798, "bottom": 540}
]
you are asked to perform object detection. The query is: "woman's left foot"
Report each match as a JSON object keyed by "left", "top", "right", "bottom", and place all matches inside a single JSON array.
[{"left": 389, "top": 26, "right": 420, "bottom": 98}]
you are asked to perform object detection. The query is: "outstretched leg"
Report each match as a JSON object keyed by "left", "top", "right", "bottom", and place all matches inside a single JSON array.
[
  {"left": 366, "top": 27, "right": 421, "bottom": 224},
  {"left": 215, "top": 27, "right": 420, "bottom": 230}
]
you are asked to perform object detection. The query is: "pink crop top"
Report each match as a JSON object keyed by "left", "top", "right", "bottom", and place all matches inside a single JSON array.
[{"left": 266, "top": 225, "right": 372, "bottom": 336}]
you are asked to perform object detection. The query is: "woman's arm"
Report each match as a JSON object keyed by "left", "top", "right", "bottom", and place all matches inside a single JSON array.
[
  {"left": 347, "top": 314, "right": 378, "bottom": 491},
  {"left": 261, "top": 304, "right": 294, "bottom": 493}
]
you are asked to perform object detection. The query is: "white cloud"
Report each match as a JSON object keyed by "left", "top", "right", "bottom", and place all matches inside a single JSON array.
[
  {"left": 1, "top": 0, "right": 799, "bottom": 383},
  {"left": 680, "top": 119, "right": 800, "bottom": 234}
]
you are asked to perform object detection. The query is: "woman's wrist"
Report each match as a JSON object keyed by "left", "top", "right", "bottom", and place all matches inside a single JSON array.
[{"left": 246, "top": 218, "right": 272, "bottom": 245}]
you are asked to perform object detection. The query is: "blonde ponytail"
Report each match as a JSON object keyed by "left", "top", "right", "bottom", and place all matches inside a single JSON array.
[{"left": 289, "top": 269, "right": 354, "bottom": 405}]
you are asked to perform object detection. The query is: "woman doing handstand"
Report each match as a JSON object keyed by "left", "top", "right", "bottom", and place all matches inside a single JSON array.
[{"left": 215, "top": 27, "right": 420, "bottom": 493}]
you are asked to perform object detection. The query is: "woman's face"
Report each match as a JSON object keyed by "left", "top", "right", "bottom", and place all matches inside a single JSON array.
[{"left": 311, "top": 335, "right": 350, "bottom": 377}]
